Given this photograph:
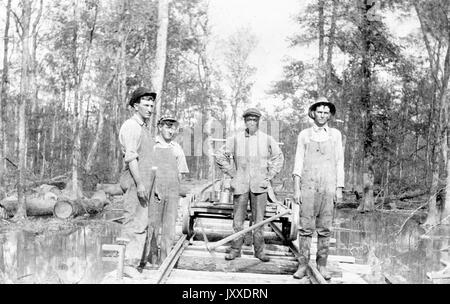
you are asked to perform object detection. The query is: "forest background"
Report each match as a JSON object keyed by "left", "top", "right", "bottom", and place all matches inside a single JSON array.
[{"left": 0, "top": 0, "right": 449, "bottom": 226}]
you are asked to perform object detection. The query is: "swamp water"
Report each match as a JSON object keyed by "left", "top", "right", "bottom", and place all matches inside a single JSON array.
[{"left": 0, "top": 209, "right": 448, "bottom": 283}]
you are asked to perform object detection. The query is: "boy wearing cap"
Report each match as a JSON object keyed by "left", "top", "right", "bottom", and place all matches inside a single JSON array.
[
  {"left": 215, "top": 108, "right": 284, "bottom": 262},
  {"left": 292, "top": 97, "right": 345, "bottom": 280},
  {"left": 151, "top": 116, "right": 189, "bottom": 263},
  {"left": 118, "top": 86, "right": 158, "bottom": 268}
]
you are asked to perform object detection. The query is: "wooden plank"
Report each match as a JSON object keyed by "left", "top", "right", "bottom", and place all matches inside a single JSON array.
[
  {"left": 190, "top": 241, "right": 291, "bottom": 252},
  {"left": 333, "top": 272, "right": 367, "bottom": 284},
  {"left": 176, "top": 251, "right": 298, "bottom": 275},
  {"left": 166, "top": 269, "right": 307, "bottom": 284},
  {"left": 181, "top": 249, "right": 297, "bottom": 261},
  {"left": 187, "top": 245, "right": 295, "bottom": 258},
  {"left": 384, "top": 274, "right": 407, "bottom": 284},
  {"left": 338, "top": 263, "right": 371, "bottom": 275}
]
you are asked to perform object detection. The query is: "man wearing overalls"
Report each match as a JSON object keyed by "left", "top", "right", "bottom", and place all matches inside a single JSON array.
[
  {"left": 118, "top": 87, "right": 158, "bottom": 268},
  {"left": 215, "top": 108, "right": 284, "bottom": 262},
  {"left": 152, "top": 116, "right": 189, "bottom": 264},
  {"left": 292, "top": 98, "right": 344, "bottom": 280}
]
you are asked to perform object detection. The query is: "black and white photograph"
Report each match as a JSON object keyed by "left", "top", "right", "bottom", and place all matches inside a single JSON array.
[{"left": 0, "top": 0, "right": 449, "bottom": 288}]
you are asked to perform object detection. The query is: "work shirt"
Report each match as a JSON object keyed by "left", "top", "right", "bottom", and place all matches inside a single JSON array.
[
  {"left": 215, "top": 129, "right": 284, "bottom": 195},
  {"left": 154, "top": 135, "right": 189, "bottom": 174},
  {"left": 119, "top": 114, "right": 147, "bottom": 164},
  {"left": 292, "top": 124, "right": 345, "bottom": 188}
]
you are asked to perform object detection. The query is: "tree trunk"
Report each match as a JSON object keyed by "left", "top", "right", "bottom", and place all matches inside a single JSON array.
[
  {"left": 15, "top": 0, "right": 32, "bottom": 220},
  {"left": 358, "top": 0, "right": 375, "bottom": 212},
  {"left": 0, "top": 0, "right": 12, "bottom": 188},
  {"left": 85, "top": 100, "right": 105, "bottom": 173},
  {"left": 325, "top": 0, "right": 338, "bottom": 93},
  {"left": 152, "top": 0, "right": 170, "bottom": 132},
  {"left": 317, "top": 0, "right": 325, "bottom": 94}
]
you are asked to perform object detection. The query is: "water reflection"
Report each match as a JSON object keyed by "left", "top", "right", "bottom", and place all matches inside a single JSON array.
[
  {"left": 0, "top": 209, "right": 448, "bottom": 284},
  {"left": 333, "top": 209, "right": 450, "bottom": 284},
  {"left": 0, "top": 222, "right": 120, "bottom": 284}
]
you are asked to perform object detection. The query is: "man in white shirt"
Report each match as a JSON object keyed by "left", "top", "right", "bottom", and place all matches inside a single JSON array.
[{"left": 292, "top": 97, "right": 345, "bottom": 280}]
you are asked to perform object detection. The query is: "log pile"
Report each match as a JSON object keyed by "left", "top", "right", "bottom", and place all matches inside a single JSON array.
[{"left": 0, "top": 181, "right": 110, "bottom": 219}]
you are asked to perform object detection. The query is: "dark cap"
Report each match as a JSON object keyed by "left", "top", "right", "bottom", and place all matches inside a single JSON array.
[
  {"left": 308, "top": 98, "right": 336, "bottom": 119},
  {"left": 157, "top": 115, "right": 178, "bottom": 126},
  {"left": 129, "top": 87, "right": 157, "bottom": 107},
  {"left": 242, "top": 108, "right": 262, "bottom": 118}
]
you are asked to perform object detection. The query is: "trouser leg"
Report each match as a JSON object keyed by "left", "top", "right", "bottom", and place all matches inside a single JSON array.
[
  {"left": 294, "top": 184, "right": 315, "bottom": 278},
  {"left": 230, "top": 193, "right": 249, "bottom": 252},
  {"left": 315, "top": 190, "right": 334, "bottom": 280},
  {"left": 250, "top": 192, "right": 267, "bottom": 257},
  {"left": 159, "top": 192, "right": 178, "bottom": 263},
  {"left": 225, "top": 193, "right": 248, "bottom": 260},
  {"left": 293, "top": 235, "right": 312, "bottom": 279}
]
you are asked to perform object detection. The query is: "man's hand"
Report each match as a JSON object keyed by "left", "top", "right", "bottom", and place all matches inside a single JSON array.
[
  {"left": 335, "top": 187, "right": 343, "bottom": 204},
  {"left": 259, "top": 178, "right": 270, "bottom": 189},
  {"left": 137, "top": 183, "right": 148, "bottom": 207},
  {"left": 294, "top": 188, "right": 301, "bottom": 205}
]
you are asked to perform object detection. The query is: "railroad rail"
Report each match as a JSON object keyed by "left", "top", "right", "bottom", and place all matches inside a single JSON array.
[{"left": 102, "top": 181, "right": 367, "bottom": 284}]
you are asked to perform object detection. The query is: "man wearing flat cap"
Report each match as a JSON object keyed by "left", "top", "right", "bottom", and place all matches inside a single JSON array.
[
  {"left": 118, "top": 86, "right": 158, "bottom": 268},
  {"left": 150, "top": 115, "right": 189, "bottom": 263},
  {"left": 215, "top": 108, "right": 284, "bottom": 262},
  {"left": 292, "top": 97, "right": 344, "bottom": 280}
]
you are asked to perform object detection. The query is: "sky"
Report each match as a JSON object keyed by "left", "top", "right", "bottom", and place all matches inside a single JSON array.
[
  {"left": 208, "top": 0, "right": 311, "bottom": 112},
  {"left": 207, "top": 0, "right": 421, "bottom": 115}
]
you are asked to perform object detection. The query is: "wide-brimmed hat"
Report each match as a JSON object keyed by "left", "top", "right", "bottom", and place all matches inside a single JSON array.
[
  {"left": 242, "top": 108, "right": 262, "bottom": 118},
  {"left": 308, "top": 98, "right": 336, "bottom": 119},
  {"left": 129, "top": 87, "right": 157, "bottom": 106}
]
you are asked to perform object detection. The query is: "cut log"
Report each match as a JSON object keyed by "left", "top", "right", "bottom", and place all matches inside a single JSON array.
[
  {"left": 53, "top": 200, "right": 85, "bottom": 219},
  {"left": 0, "top": 191, "right": 58, "bottom": 216},
  {"left": 53, "top": 190, "right": 108, "bottom": 219},
  {"left": 176, "top": 250, "right": 298, "bottom": 274}
]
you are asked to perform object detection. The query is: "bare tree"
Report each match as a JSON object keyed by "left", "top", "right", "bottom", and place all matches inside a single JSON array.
[
  {"left": 152, "top": 0, "right": 170, "bottom": 132},
  {"left": 0, "top": 0, "right": 12, "bottom": 190},
  {"left": 223, "top": 27, "right": 258, "bottom": 132},
  {"left": 15, "top": 0, "right": 32, "bottom": 220}
]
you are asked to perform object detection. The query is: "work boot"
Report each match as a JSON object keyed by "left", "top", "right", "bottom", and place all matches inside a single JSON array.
[
  {"left": 225, "top": 249, "right": 241, "bottom": 260},
  {"left": 316, "top": 236, "right": 331, "bottom": 280},
  {"left": 293, "top": 236, "right": 311, "bottom": 279},
  {"left": 254, "top": 252, "right": 270, "bottom": 262}
]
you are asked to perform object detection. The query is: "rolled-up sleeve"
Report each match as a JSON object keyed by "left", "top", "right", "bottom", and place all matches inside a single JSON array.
[
  {"left": 335, "top": 130, "right": 345, "bottom": 188},
  {"left": 215, "top": 136, "right": 236, "bottom": 178},
  {"left": 292, "top": 132, "right": 306, "bottom": 178},
  {"left": 119, "top": 120, "right": 142, "bottom": 163}
]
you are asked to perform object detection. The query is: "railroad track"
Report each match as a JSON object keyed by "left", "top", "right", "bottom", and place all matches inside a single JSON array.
[{"left": 150, "top": 223, "right": 328, "bottom": 284}]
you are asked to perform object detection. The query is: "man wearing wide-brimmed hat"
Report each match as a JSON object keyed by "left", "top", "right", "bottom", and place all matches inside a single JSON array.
[
  {"left": 118, "top": 86, "right": 158, "bottom": 269},
  {"left": 292, "top": 97, "right": 345, "bottom": 280},
  {"left": 215, "top": 108, "right": 284, "bottom": 262}
]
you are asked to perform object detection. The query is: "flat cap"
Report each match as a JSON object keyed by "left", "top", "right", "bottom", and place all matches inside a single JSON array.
[
  {"left": 242, "top": 108, "right": 262, "bottom": 118},
  {"left": 158, "top": 115, "right": 178, "bottom": 125},
  {"left": 129, "top": 87, "right": 157, "bottom": 106},
  {"left": 308, "top": 98, "right": 336, "bottom": 119}
]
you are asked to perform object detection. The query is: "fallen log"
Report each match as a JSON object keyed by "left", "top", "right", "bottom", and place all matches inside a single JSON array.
[
  {"left": 53, "top": 190, "right": 109, "bottom": 219},
  {"left": 0, "top": 191, "right": 59, "bottom": 216}
]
